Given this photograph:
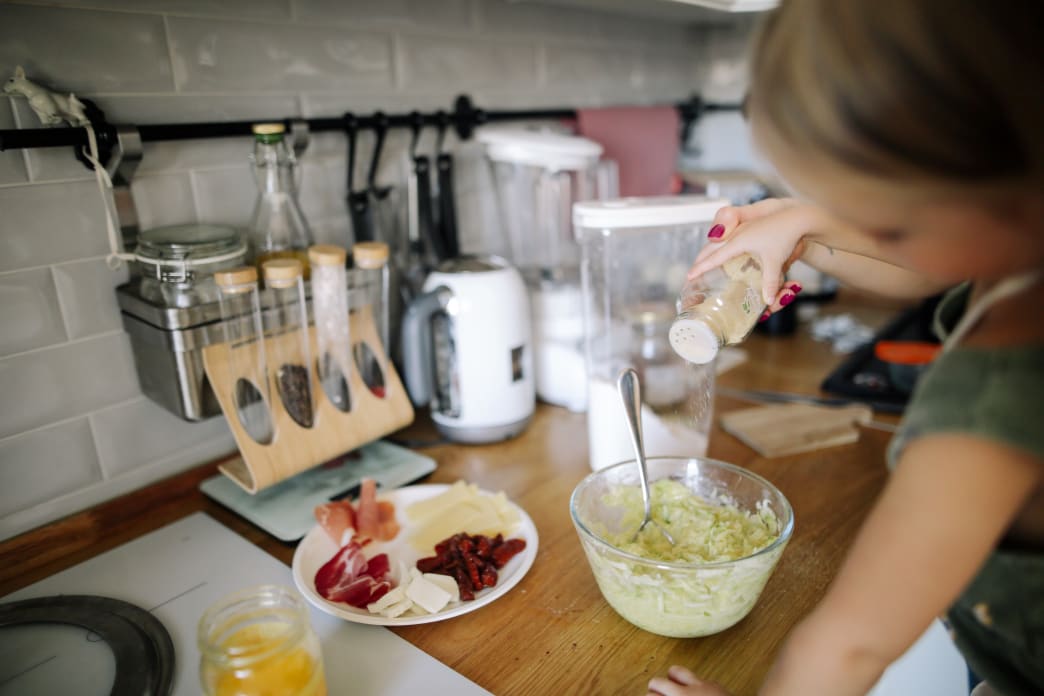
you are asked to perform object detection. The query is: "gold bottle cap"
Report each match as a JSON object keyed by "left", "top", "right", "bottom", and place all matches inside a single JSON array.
[
  {"left": 214, "top": 266, "right": 258, "bottom": 292},
  {"left": 352, "top": 241, "right": 389, "bottom": 269},
  {"left": 308, "top": 244, "right": 348, "bottom": 267},
  {"left": 262, "top": 258, "right": 303, "bottom": 288},
  {"left": 252, "top": 122, "right": 285, "bottom": 135}
]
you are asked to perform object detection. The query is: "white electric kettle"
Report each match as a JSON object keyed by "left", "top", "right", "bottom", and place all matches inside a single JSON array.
[{"left": 401, "top": 256, "right": 535, "bottom": 443}]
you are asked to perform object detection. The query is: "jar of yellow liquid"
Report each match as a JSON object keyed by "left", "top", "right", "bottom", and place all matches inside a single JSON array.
[{"left": 198, "top": 585, "right": 327, "bottom": 696}]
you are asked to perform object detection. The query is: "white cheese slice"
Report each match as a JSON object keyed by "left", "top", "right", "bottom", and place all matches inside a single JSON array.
[
  {"left": 405, "top": 573, "right": 453, "bottom": 614},
  {"left": 367, "top": 585, "right": 406, "bottom": 613},
  {"left": 422, "top": 573, "right": 460, "bottom": 603},
  {"left": 379, "top": 597, "right": 414, "bottom": 619}
]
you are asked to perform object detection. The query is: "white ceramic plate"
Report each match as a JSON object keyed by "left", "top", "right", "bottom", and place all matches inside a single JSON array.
[{"left": 292, "top": 484, "right": 539, "bottom": 626}]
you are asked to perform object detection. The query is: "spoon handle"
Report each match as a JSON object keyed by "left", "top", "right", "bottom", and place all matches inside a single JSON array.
[{"left": 618, "top": 368, "right": 653, "bottom": 520}]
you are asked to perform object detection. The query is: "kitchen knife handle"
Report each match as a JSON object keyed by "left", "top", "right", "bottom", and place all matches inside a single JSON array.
[{"left": 436, "top": 153, "right": 459, "bottom": 259}]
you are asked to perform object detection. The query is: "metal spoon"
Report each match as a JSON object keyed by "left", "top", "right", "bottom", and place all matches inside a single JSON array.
[{"left": 617, "top": 368, "right": 675, "bottom": 545}]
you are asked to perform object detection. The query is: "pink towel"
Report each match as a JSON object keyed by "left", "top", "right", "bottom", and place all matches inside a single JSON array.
[{"left": 576, "top": 106, "right": 681, "bottom": 197}]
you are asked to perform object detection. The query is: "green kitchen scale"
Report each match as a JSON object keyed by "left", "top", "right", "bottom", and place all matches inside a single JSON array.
[{"left": 200, "top": 439, "right": 436, "bottom": 542}]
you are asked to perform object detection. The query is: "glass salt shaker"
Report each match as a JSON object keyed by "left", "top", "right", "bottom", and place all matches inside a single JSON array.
[
  {"left": 351, "top": 241, "right": 390, "bottom": 398},
  {"left": 261, "top": 258, "right": 315, "bottom": 428},
  {"left": 198, "top": 584, "right": 327, "bottom": 696},
  {"left": 214, "top": 266, "right": 274, "bottom": 445},
  {"left": 308, "top": 244, "right": 352, "bottom": 413},
  {"left": 668, "top": 253, "right": 766, "bottom": 364}
]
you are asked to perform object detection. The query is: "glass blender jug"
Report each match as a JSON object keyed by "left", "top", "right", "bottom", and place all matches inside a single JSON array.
[
  {"left": 477, "top": 128, "right": 616, "bottom": 412},
  {"left": 574, "top": 196, "right": 729, "bottom": 471}
]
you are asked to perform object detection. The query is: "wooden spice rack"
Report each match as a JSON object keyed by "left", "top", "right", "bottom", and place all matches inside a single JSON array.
[{"left": 202, "top": 304, "right": 414, "bottom": 493}]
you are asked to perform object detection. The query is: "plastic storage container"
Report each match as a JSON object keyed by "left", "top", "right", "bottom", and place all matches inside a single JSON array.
[
  {"left": 574, "top": 196, "right": 729, "bottom": 471},
  {"left": 198, "top": 585, "right": 326, "bottom": 696},
  {"left": 136, "top": 224, "right": 246, "bottom": 308},
  {"left": 669, "top": 253, "right": 766, "bottom": 364},
  {"left": 477, "top": 128, "right": 616, "bottom": 412}
]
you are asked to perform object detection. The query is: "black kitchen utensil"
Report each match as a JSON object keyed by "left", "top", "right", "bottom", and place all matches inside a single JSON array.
[
  {"left": 434, "top": 112, "right": 460, "bottom": 259},
  {"left": 344, "top": 113, "right": 374, "bottom": 243}
]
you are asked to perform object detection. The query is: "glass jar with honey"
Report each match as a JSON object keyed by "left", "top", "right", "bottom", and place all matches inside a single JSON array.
[{"left": 198, "top": 585, "right": 327, "bottom": 696}]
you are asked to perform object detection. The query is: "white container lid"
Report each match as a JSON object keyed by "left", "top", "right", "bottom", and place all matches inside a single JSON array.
[
  {"left": 668, "top": 317, "right": 720, "bottom": 364},
  {"left": 573, "top": 195, "right": 730, "bottom": 229},
  {"left": 477, "top": 128, "right": 603, "bottom": 171}
]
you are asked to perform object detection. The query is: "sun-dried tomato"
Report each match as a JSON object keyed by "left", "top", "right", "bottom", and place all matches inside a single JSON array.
[{"left": 416, "top": 532, "right": 525, "bottom": 601}]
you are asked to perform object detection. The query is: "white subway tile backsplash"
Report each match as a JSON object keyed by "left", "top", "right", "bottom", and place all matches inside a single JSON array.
[
  {"left": 293, "top": 0, "right": 471, "bottom": 31},
  {"left": 10, "top": 98, "right": 95, "bottom": 183},
  {"left": 191, "top": 165, "right": 257, "bottom": 228},
  {"left": 0, "top": 181, "right": 111, "bottom": 272},
  {"left": 400, "top": 35, "right": 538, "bottom": 91},
  {"left": 0, "top": 333, "right": 140, "bottom": 440},
  {"left": 131, "top": 171, "right": 198, "bottom": 229},
  {"left": 52, "top": 258, "right": 129, "bottom": 341},
  {"left": 96, "top": 94, "right": 302, "bottom": 127},
  {"left": 0, "top": 268, "right": 67, "bottom": 357},
  {"left": 167, "top": 16, "right": 394, "bottom": 92},
  {"left": 0, "top": 418, "right": 101, "bottom": 521},
  {"left": 91, "top": 397, "right": 234, "bottom": 479},
  {"left": 545, "top": 44, "right": 641, "bottom": 92},
  {"left": 38, "top": 0, "right": 292, "bottom": 21},
  {"left": 0, "top": 97, "right": 28, "bottom": 185},
  {"left": 0, "top": 5, "right": 174, "bottom": 93}
]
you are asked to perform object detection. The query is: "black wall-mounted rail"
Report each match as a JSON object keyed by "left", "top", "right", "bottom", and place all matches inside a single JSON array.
[{"left": 0, "top": 93, "right": 740, "bottom": 169}]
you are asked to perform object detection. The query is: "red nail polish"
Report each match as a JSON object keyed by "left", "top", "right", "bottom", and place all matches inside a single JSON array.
[
  {"left": 779, "top": 293, "right": 795, "bottom": 307},
  {"left": 707, "top": 224, "right": 725, "bottom": 239},
  {"left": 759, "top": 310, "right": 771, "bottom": 322},
  {"left": 790, "top": 283, "right": 803, "bottom": 294}
]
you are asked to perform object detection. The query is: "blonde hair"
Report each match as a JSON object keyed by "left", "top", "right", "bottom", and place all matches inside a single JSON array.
[{"left": 749, "top": 1, "right": 1044, "bottom": 188}]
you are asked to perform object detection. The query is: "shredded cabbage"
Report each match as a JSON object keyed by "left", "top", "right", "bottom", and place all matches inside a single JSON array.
[{"left": 580, "top": 479, "right": 786, "bottom": 637}]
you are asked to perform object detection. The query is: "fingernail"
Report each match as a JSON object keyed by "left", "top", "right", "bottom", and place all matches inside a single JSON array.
[
  {"left": 779, "top": 293, "right": 796, "bottom": 307},
  {"left": 707, "top": 224, "right": 725, "bottom": 239},
  {"left": 759, "top": 310, "right": 771, "bottom": 322},
  {"left": 790, "top": 283, "right": 803, "bottom": 294}
]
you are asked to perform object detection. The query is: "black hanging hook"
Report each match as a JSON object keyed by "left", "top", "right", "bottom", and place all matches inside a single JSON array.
[
  {"left": 408, "top": 110, "right": 424, "bottom": 160},
  {"left": 434, "top": 110, "right": 449, "bottom": 156}
]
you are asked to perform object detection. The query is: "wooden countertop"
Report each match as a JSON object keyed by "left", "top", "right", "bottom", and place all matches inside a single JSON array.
[{"left": 0, "top": 293, "right": 908, "bottom": 696}]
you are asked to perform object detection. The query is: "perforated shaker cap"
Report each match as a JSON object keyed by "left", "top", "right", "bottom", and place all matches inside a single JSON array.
[{"left": 668, "top": 317, "right": 720, "bottom": 364}]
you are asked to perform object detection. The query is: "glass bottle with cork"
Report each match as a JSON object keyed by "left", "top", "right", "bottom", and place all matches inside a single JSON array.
[
  {"left": 214, "top": 266, "right": 274, "bottom": 445},
  {"left": 351, "top": 241, "right": 390, "bottom": 398},
  {"left": 261, "top": 258, "right": 315, "bottom": 429},
  {"left": 248, "top": 123, "right": 314, "bottom": 278},
  {"left": 309, "top": 244, "right": 352, "bottom": 412}
]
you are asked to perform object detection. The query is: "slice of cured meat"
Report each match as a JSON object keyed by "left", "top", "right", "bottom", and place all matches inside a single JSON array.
[
  {"left": 314, "top": 501, "right": 356, "bottom": 546},
  {"left": 355, "top": 478, "right": 380, "bottom": 539},
  {"left": 314, "top": 540, "right": 392, "bottom": 608}
]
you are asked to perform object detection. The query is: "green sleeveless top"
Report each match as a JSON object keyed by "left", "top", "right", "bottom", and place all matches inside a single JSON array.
[{"left": 887, "top": 284, "right": 1044, "bottom": 695}]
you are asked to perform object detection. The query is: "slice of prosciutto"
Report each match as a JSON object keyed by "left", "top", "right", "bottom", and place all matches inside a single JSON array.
[{"left": 314, "top": 539, "right": 391, "bottom": 608}]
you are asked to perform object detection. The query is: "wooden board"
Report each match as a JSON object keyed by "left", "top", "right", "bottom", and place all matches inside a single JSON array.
[
  {"left": 719, "top": 402, "right": 873, "bottom": 458},
  {"left": 202, "top": 306, "right": 414, "bottom": 493}
]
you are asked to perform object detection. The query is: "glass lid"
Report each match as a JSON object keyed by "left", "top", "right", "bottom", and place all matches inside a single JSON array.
[{"left": 136, "top": 224, "right": 245, "bottom": 262}]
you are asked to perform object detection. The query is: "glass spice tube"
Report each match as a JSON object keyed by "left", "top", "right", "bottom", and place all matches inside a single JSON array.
[
  {"left": 214, "top": 266, "right": 274, "bottom": 445},
  {"left": 308, "top": 244, "right": 352, "bottom": 412},
  {"left": 261, "top": 258, "right": 315, "bottom": 428},
  {"left": 198, "top": 585, "right": 327, "bottom": 696},
  {"left": 351, "top": 241, "right": 390, "bottom": 398}
]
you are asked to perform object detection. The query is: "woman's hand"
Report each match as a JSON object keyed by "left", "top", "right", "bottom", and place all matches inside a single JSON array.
[
  {"left": 647, "top": 666, "right": 733, "bottom": 696},
  {"left": 689, "top": 198, "right": 819, "bottom": 316}
]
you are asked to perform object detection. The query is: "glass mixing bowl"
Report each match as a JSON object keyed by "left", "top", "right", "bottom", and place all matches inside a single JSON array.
[{"left": 570, "top": 456, "right": 793, "bottom": 637}]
